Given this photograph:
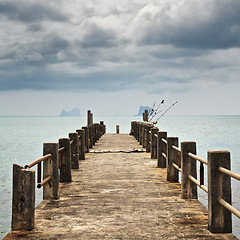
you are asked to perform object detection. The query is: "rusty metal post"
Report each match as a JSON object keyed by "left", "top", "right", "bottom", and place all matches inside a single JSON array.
[
  {"left": 151, "top": 127, "right": 159, "bottom": 159},
  {"left": 157, "top": 131, "right": 167, "bottom": 168},
  {"left": 181, "top": 141, "right": 197, "bottom": 199},
  {"left": 69, "top": 133, "right": 80, "bottom": 169},
  {"left": 12, "top": 164, "right": 35, "bottom": 230},
  {"left": 167, "top": 137, "right": 179, "bottom": 182},
  {"left": 208, "top": 150, "right": 232, "bottom": 233},
  {"left": 59, "top": 138, "right": 72, "bottom": 182}
]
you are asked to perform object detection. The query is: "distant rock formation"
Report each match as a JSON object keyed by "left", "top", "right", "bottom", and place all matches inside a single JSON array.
[
  {"left": 59, "top": 107, "right": 81, "bottom": 117},
  {"left": 137, "top": 106, "right": 151, "bottom": 116}
]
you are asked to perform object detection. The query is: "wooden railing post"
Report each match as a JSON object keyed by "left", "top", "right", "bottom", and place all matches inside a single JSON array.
[
  {"left": 142, "top": 124, "right": 146, "bottom": 148},
  {"left": 92, "top": 124, "right": 96, "bottom": 145},
  {"left": 76, "top": 129, "right": 85, "bottom": 160},
  {"left": 69, "top": 133, "right": 80, "bottom": 169},
  {"left": 181, "top": 141, "right": 197, "bottom": 199},
  {"left": 139, "top": 123, "right": 143, "bottom": 144},
  {"left": 100, "top": 121, "right": 105, "bottom": 136},
  {"left": 87, "top": 110, "right": 92, "bottom": 126},
  {"left": 208, "top": 150, "right": 232, "bottom": 233},
  {"left": 12, "top": 164, "right": 35, "bottom": 230},
  {"left": 82, "top": 126, "right": 89, "bottom": 153},
  {"left": 116, "top": 125, "right": 120, "bottom": 134},
  {"left": 146, "top": 125, "right": 152, "bottom": 152},
  {"left": 88, "top": 124, "right": 93, "bottom": 149},
  {"left": 167, "top": 137, "right": 179, "bottom": 182},
  {"left": 151, "top": 127, "right": 159, "bottom": 159},
  {"left": 43, "top": 143, "right": 59, "bottom": 199},
  {"left": 59, "top": 138, "right": 72, "bottom": 182},
  {"left": 157, "top": 131, "right": 167, "bottom": 168}
]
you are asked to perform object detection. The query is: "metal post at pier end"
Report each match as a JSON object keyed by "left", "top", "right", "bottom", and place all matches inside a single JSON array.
[
  {"left": 167, "top": 137, "right": 179, "bottom": 182},
  {"left": 151, "top": 127, "right": 159, "bottom": 159},
  {"left": 208, "top": 150, "right": 232, "bottom": 233},
  {"left": 116, "top": 125, "right": 120, "bottom": 134},
  {"left": 76, "top": 129, "right": 85, "bottom": 160},
  {"left": 157, "top": 131, "right": 167, "bottom": 168},
  {"left": 82, "top": 126, "right": 89, "bottom": 153},
  {"left": 59, "top": 138, "right": 72, "bottom": 182},
  {"left": 181, "top": 141, "right": 197, "bottom": 199},
  {"left": 12, "top": 164, "right": 35, "bottom": 230},
  {"left": 43, "top": 143, "right": 59, "bottom": 199},
  {"left": 69, "top": 133, "right": 80, "bottom": 169}
]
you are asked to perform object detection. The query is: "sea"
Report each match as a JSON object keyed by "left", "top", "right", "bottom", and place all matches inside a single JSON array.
[{"left": 0, "top": 115, "right": 239, "bottom": 239}]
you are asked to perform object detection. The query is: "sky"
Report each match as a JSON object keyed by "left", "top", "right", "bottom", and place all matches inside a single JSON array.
[{"left": 0, "top": 0, "right": 240, "bottom": 116}]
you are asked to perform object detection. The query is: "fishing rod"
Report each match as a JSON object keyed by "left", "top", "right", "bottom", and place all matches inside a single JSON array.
[
  {"left": 148, "top": 101, "right": 156, "bottom": 117},
  {"left": 149, "top": 100, "right": 164, "bottom": 122},
  {"left": 152, "top": 101, "right": 178, "bottom": 124}
]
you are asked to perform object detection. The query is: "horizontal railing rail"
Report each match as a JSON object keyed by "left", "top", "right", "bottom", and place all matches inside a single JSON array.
[
  {"left": 131, "top": 120, "right": 240, "bottom": 234},
  {"left": 12, "top": 110, "right": 106, "bottom": 231}
]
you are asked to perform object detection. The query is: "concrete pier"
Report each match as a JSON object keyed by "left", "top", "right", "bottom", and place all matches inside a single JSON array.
[{"left": 5, "top": 134, "right": 237, "bottom": 239}]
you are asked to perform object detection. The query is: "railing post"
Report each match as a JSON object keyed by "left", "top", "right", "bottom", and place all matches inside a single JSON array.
[
  {"left": 87, "top": 110, "right": 92, "bottom": 126},
  {"left": 116, "top": 125, "right": 120, "bottom": 134},
  {"left": 157, "top": 131, "right": 167, "bottom": 168},
  {"left": 143, "top": 124, "right": 147, "bottom": 148},
  {"left": 59, "top": 138, "right": 72, "bottom": 182},
  {"left": 69, "top": 133, "right": 80, "bottom": 169},
  {"left": 88, "top": 124, "right": 93, "bottom": 149},
  {"left": 167, "top": 137, "right": 179, "bottom": 182},
  {"left": 92, "top": 124, "right": 96, "bottom": 145},
  {"left": 139, "top": 123, "right": 142, "bottom": 144},
  {"left": 76, "top": 129, "right": 85, "bottom": 160},
  {"left": 208, "top": 150, "right": 232, "bottom": 233},
  {"left": 146, "top": 125, "right": 152, "bottom": 152},
  {"left": 100, "top": 121, "right": 105, "bottom": 136},
  {"left": 151, "top": 127, "right": 159, "bottom": 159},
  {"left": 12, "top": 164, "right": 35, "bottom": 230},
  {"left": 181, "top": 141, "right": 197, "bottom": 199},
  {"left": 82, "top": 126, "right": 89, "bottom": 153},
  {"left": 43, "top": 143, "right": 59, "bottom": 199}
]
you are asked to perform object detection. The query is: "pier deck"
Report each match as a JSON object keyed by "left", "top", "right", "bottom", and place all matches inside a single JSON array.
[{"left": 5, "top": 134, "right": 237, "bottom": 239}]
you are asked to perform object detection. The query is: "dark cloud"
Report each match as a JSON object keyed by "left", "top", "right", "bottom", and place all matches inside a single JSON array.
[
  {"left": 80, "top": 23, "right": 117, "bottom": 49},
  {"left": 0, "top": 1, "right": 68, "bottom": 22},
  {"left": 0, "top": 0, "right": 240, "bottom": 95},
  {"left": 135, "top": 0, "right": 240, "bottom": 50}
]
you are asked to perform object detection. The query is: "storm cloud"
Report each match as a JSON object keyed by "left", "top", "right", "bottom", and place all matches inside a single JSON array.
[{"left": 0, "top": 0, "right": 240, "bottom": 95}]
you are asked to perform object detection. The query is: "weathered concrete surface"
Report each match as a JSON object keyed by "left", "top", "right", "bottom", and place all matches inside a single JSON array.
[{"left": 5, "top": 134, "right": 238, "bottom": 239}]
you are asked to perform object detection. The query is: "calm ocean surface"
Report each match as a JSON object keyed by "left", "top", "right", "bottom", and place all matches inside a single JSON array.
[{"left": 0, "top": 116, "right": 239, "bottom": 238}]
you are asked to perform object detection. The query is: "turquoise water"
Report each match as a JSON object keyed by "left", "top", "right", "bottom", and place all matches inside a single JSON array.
[{"left": 0, "top": 116, "right": 239, "bottom": 238}]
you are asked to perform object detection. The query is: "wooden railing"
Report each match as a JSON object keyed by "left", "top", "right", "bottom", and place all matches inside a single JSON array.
[
  {"left": 131, "top": 121, "right": 240, "bottom": 234},
  {"left": 11, "top": 110, "right": 106, "bottom": 231}
]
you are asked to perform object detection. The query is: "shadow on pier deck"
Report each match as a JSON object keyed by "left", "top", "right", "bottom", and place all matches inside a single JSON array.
[{"left": 5, "top": 134, "right": 237, "bottom": 239}]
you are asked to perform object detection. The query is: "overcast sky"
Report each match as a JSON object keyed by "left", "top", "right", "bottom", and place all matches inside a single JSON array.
[{"left": 0, "top": 0, "right": 240, "bottom": 116}]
